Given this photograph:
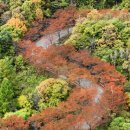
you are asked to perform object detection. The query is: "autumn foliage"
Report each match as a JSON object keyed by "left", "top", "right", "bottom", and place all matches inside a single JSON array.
[
  {"left": 23, "top": 8, "right": 129, "bottom": 43},
  {"left": 6, "top": 18, "right": 27, "bottom": 33},
  {"left": 23, "top": 7, "right": 76, "bottom": 42},
  {"left": 42, "top": 7, "right": 76, "bottom": 34},
  {"left": 75, "top": 9, "right": 129, "bottom": 18},
  {"left": 0, "top": 115, "right": 29, "bottom": 130},
  {"left": 0, "top": 8, "right": 128, "bottom": 130},
  {"left": 1, "top": 39, "right": 123, "bottom": 129}
]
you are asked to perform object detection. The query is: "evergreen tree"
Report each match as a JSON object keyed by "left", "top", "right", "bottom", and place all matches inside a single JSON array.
[{"left": 0, "top": 78, "right": 15, "bottom": 117}]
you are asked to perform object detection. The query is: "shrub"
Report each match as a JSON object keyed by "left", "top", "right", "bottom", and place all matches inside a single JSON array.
[
  {"left": 36, "top": 78, "right": 70, "bottom": 110},
  {"left": 87, "top": 9, "right": 102, "bottom": 20},
  {"left": 6, "top": 18, "right": 27, "bottom": 33},
  {"left": 35, "top": 8, "right": 43, "bottom": 21},
  {"left": 0, "top": 115, "right": 29, "bottom": 129},
  {"left": 97, "top": 24, "right": 117, "bottom": 47},
  {"left": 1, "top": 11, "right": 12, "bottom": 24},
  {"left": 108, "top": 117, "right": 130, "bottom": 130},
  {"left": 18, "top": 95, "right": 32, "bottom": 109},
  {"left": 0, "top": 24, "right": 23, "bottom": 41},
  {"left": 4, "top": 108, "right": 33, "bottom": 120},
  {"left": 0, "top": 26, "right": 14, "bottom": 58},
  {"left": 0, "top": 78, "right": 15, "bottom": 117},
  {"left": 118, "top": 0, "right": 130, "bottom": 11}
]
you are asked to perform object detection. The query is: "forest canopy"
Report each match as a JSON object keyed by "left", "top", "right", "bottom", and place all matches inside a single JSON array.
[{"left": 0, "top": 0, "right": 130, "bottom": 130}]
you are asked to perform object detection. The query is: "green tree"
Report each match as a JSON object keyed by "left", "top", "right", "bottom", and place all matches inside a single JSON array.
[
  {"left": 36, "top": 78, "right": 70, "bottom": 110},
  {"left": 0, "top": 28, "right": 14, "bottom": 58},
  {"left": 0, "top": 57, "right": 16, "bottom": 82},
  {"left": 108, "top": 117, "right": 130, "bottom": 130},
  {"left": 0, "top": 78, "right": 15, "bottom": 117},
  {"left": 118, "top": 0, "right": 130, "bottom": 11}
]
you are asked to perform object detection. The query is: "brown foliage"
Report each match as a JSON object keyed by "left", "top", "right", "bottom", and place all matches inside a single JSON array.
[
  {"left": 43, "top": 7, "right": 76, "bottom": 34},
  {"left": 27, "top": 87, "right": 109, "bottom": 130},
  {"left": 0, "top": 40, "right": 126, "bottom": 129},
  {"left": 21, "top": 8, "right": 129, "bottom": 43},
  {"left": 13, "top": 38, "right": 127, "bottom": 129},
  {"left": 3, "top": 8, "right": 128, "bottom": 129},
  {"left": 0, "top": 116, "right": 29, "bottom": 130},
  {"left": 75, "top": 9, "right": 129, "bottom": 19},
  {"left": 23, "top": 7, "right": 77, "bottom": 42}
]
